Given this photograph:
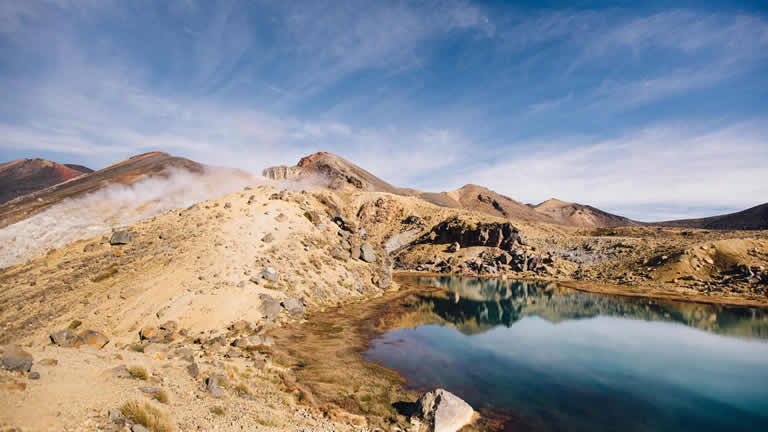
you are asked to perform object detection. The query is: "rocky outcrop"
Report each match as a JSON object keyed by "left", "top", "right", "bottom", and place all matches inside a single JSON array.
[
  {"left": 419, "top": 217, "right": 524, "bottom": 250},
  {"left": 415, "top": 389, "right": 474, "bottom": 432},
  {"left": 262, "top": 165, "right": 304, "bottom": 182}
]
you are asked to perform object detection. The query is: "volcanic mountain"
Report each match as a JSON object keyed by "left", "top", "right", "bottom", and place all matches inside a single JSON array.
[
  {"left": 0, "top": 158, "right": 93, "bottom": 205},
  {"left": 654, "top": 203, "right": 768, "bottom": 231},
  {"left": 0, "top": 152, "right": 203, "bottom": 229},
  {"left": 263, "top": 152, "right": 637, "bottom": 228}
]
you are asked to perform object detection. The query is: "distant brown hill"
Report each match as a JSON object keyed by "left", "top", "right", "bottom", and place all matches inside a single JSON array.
[
  {"left": 264, "top": 152, "right": 637, "bottom": 228},
  {"left": 0, "top": 158, "right": 93, "bottom": 205},
  {"left": 531, "top": 198, "right": 638, "bottom": 228},
  {"left": 63, "top": 164, "right": 94, "bottom": 174},
  {"left": 655, "top": 203, "right": 768, "bottom": 231},
  {"left": 0, "top": 152, "right": 203, "bottom": 229}
]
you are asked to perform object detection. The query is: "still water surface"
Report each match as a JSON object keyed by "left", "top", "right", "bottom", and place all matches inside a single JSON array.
[{"left": 365, "top": 275, "right": 768, "bottom": 431}]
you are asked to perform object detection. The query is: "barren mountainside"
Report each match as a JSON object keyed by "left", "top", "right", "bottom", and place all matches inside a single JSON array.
[
  {"left": 0, "top": 158, "right": 93, "bottom": 205},
  {"left": 654, "top": 203, "right": 768, "bottom": 231},
  {"left": 0, "top": 152, "right": 203, "bottom": 229},
  {"left": 264, "top": 153, "right": 639, "bottom": 228}
]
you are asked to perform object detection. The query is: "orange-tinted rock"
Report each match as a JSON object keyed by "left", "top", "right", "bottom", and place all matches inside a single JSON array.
[{"left": 78, "top": 330, "right": 109, "bottom": 349}]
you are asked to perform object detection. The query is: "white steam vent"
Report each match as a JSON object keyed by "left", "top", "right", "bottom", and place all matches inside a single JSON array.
[{"left": 0, "top": 167, "right": 264, "bottom": 268}]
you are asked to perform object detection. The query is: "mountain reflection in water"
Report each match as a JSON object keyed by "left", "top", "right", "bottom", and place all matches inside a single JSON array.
[
  {"left": 405, "top": 275, "right": 768, "bottom": 339},
  {"left": 365, "top": 275, "right": 768, "bottom": 432}
]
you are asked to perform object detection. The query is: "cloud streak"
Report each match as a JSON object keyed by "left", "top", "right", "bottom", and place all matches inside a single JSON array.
[{"left": 0, "top": 1, "right": 766, "bottom": 220}]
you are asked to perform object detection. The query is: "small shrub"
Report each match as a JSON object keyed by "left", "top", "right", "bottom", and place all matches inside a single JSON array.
[
  {"left": 128, "top": 366, "right": 148, "bottom": 381},
  {"left": 152, "top": 390, "right": 169, "bottom": 404},
  {"left": 234, "top": 382, "right": 253, "bottom": 397},
  {"left": 120, "top": 401, "right": 174, "bottom": 432},
  {"left": 209, "top": 406, "right": 226, "bottom": 416}
]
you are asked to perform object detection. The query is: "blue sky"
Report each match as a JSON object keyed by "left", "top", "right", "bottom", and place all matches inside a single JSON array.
[{"left": 1, "top": 0, "right": 766, "bottom": 221}]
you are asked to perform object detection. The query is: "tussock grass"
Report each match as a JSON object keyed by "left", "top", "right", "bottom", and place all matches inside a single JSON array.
[
  {"left": 234, "top": 382, "right": 253, "bottom": 397},
  {"left": 120, "top": 401, "right": 174, "bottom": 432},
  {"left": 128, "top": 366, "right": 148, "bottom": 380},
  {"left": 68, "top": 320, "right": 82, "bottom": 330},
  {"left": 151, "top": 390, "right": 169, "bottom": 404}
]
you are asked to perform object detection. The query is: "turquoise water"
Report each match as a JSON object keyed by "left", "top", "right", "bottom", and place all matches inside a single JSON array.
[{"left": 365, "top": 276, "right": 768, "bottom": 431}]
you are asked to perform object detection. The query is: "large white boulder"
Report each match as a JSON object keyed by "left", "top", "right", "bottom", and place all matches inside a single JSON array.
[{"left": 416, "top": 388, "right": 474, "bottom": 432}]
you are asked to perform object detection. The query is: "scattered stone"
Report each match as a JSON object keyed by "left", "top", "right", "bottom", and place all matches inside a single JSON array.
[
  {"left": 229, "top": 320, "right": 249, "bottom": 331},
  {"left": 447, "top": 242, "right": 461, "bottom": 253},
  {"left": 304, "top": 210, "right": 323, "bottom": 225},
  {"left": 261, "top": 233, "right": 275, "bottom": 243},
  {"left": 83, "top": 242, "right": 97, "bottom": 252},
  {"left": 415, "top": 389, "right": 474, "bottom": 432},
  {"left": 28, "top": 371, "right": 40, "bottom": 380},
  {"left": 258, "top": 267, "right": 279, "bottom": 281},
  {"left": 360, "top": 243, "right": 378, "bottom": 263},
  {"left": 132, "top": 425, "right": 149, "bottom": 432},
  {"left": 260, "top": 297, "right": 282, "bottom": 320},
  {"left": 109, "top": 409, "right": 126, "bottom": 426},
  {"left": 329, "top": 246, "right": 350, "bottom": 261},
  {"left": 187, "top": 362, "right": 200, "bottom": 379},
  {"left": 281, "top": 298, "right": 304, "bottom": 316},
  {"left": 143, "top": 343, "right": 169, "bottom": 360},
  {"left": 232, "top": 335, "right": 274, "bottom": 349},
  {"left": 110, "top": 366, "right": 132, "bottom": 378},
  {"left": 78, "top": 330, "right": 109, "bottom": 349},
  {"left": 223, "top": 202, "right": 232, "bottom": 209},
  {"left": 350, "top": 245, "right": 361, "bottom": 260},
  {"left": 50, "top": 329, "right": 79, "bottom": 347},
  {"left": 139, "top": 387, "right": 163, "bottom": 394},
  {"left": 109, "top": 231, "right": 133, "bottom": 245},
  {"left": 205, "top": 377, "right": 225, "bottom": 398},
  {"left": 0, "top": 345, "right": 33, "bottom": 372},
  {"left": 274, "top": 213, "right": 288, "bottom": 222}
]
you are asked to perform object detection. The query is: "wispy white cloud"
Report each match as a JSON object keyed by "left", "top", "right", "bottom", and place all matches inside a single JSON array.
[{"left": 449, "top": 121, "right": 768, "bottom": 220}]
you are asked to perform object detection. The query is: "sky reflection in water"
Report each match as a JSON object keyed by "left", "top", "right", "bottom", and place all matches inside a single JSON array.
[{"left": 365, "top": 276, "right": 768, "bottom": 431}]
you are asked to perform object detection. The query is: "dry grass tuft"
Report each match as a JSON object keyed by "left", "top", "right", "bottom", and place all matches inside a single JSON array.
[
  {"left": 92, "top": 263, "right": 119, "bottom": 282},
  {"left": 120, "top": 400, "right": 174, "bottom": 432},
  {"left": 128, "top": 366, "right": 149, "bottom": 380},
  {"left": 151, "top": 390, "right": 169, "bottom": 404}
]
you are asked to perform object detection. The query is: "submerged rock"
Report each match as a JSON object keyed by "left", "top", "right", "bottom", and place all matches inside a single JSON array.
[{"left": 415, "top": 388, "right": 474, "bottom": 432}]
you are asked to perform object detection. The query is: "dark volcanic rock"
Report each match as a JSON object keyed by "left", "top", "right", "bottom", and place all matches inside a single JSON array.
[{"left": 419, "top": 216, "right": 524, "bottom": 250}]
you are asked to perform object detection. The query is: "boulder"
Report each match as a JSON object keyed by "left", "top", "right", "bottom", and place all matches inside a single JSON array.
[
  {"left": 360, "top": 243, "right": 378, "bottom": 263},
  {"left": 205, "top": 376, "right": 225, "bottom": 398},
  {"left": 0, "top": 345, "right": 33, "bottom": 372},
  {"left": 78, "top": 330, "right": 109, "bottom": 349},
  {"left": 259, "top": 267, "right": 279, "bottom": 281},
  {"left": 350, "top": 245, "right": 361, "bottom": 260},
  {"left": 233, "top": 336, "right": 274, "bottom": 350},
  {"left": 50, "top": 329, "right": 79, "bottom": 347},
  {"left": 109, "top": 231, "right": 133, "bottom": 245},
  {"left": 304, "top": 210, "right": 323, "bottom": 225},
  {"left": 143, "top": 343, "right": 169, "bottom": 359},
  {"left": 415, "top": 389, "right": 474, "bottom": 432},
  {"left": 281, "top": 298, "right": 304, "bottom": 316},
  {"left": 447, "top": 242, "right": 461, "bottom": 253},
  {"left": 229, "top": 320, "right": 249, "bottom": 331},
  {"left": 260, "top": 297, "right": 282, "bottom": 320}
]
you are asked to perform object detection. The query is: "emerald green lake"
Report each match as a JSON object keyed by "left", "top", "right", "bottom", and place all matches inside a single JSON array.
[{"left": 365, "top": 275, "right": 768, "bottom": 431}]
